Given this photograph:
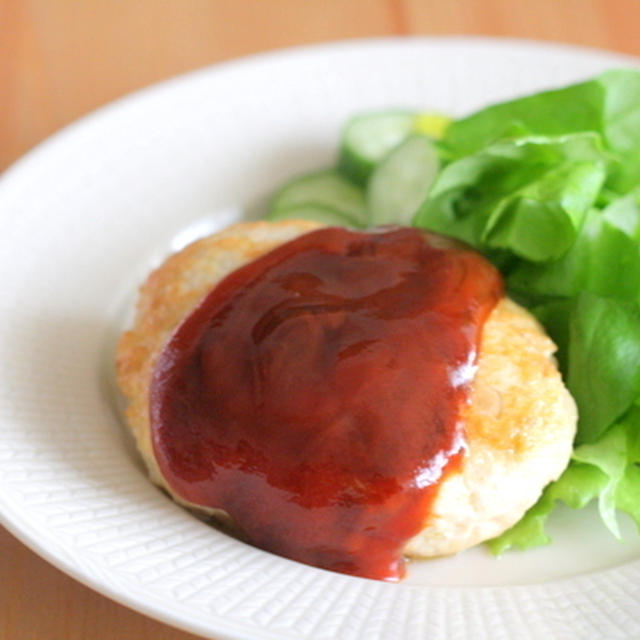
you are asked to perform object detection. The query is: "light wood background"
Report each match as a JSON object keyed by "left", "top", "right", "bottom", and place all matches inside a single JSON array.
[{"left": 1, "top": 1, "right": 638, "bottom": 638}]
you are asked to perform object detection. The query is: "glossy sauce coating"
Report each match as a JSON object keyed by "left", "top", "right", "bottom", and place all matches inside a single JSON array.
[{"left": 150, "top": 227, "right": 503, "bottom": 581}]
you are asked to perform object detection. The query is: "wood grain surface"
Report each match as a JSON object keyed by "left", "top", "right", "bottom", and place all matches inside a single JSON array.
[{"left": 1, "top": 1, "right": 638, "bottom": 638}]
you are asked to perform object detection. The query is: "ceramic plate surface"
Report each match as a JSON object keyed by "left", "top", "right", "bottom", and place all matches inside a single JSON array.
[{"left": 1, "top": 37, "right": 640, "bottom": 640}]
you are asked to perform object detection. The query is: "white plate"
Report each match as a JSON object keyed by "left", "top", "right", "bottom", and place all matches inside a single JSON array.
[{"left": 1, "top": 37, "right": 640, "bottom": 640}]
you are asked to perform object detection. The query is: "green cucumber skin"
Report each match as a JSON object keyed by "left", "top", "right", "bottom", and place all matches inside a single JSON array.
[
  {"left": 368, "top": 135, "right": 440, "bottom": 226},
  {"left": 337, "top": 146, "right": 371, "bottom": 187},
  {"left": 269, "top": 169, "right": 365, "bottom": 218},
  {"left": 338, "top": 111, "right": 417, "bottom": 186}
]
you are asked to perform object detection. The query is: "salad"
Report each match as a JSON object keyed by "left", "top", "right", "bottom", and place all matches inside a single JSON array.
[{"left": 264, "top": 69, "right": 640, "bottom": 554}]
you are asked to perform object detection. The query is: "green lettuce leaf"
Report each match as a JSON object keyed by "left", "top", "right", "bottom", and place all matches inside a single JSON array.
[
  {"left": 507, "top": 197, "right": 640, "bottom": 302},
  {"left": 572, "top": 422, "right": 629, "bottom": 537},
  {"left": 616, "top": 465, "right": 640, "bottom": 525},
  {"left": 568, "top": 293, "right": 640, "bottom": 444},
  {"left": 413, "top": 133, "right": 607, "bottom": 261},
  {"left": 602, "top": 186, "right": 640, "bottom": 239},
  {"left": 443, "top": 70, "right": 640, "bottom": 161}
]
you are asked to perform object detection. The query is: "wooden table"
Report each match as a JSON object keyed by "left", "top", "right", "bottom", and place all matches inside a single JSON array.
[{"left": 1, "top": 1, "right": 638, "bottom": 638}]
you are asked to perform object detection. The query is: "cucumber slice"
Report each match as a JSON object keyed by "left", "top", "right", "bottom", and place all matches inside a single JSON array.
[
  {"left": 268, "top": 169, "right": 367, "bottom": 226},
  {"left": 338, "top": 111, "right": 416, "bottom": 185},
  {"left": 266, "top": 203, "right": 362, "bottom": 227},
  {"left": 338, "top": 111, "right": 452, "bottom": 186},
  {"left": 367, "top": 135, "right": 440, "bottom": 226}
]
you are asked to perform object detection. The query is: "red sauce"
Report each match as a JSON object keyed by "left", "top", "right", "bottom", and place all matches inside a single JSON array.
[{"left": 150, "top": 227, "right": 503, "bottom": 581}]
